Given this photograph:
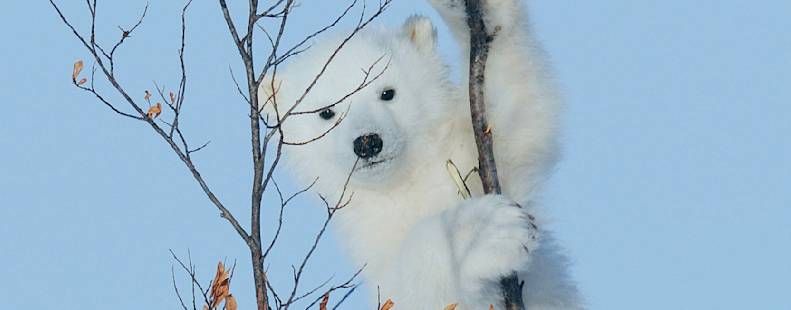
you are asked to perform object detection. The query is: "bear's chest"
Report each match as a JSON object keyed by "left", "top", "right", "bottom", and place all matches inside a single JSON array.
[{"left": 335, "top": 138, "right": 481, "bottom": 273}]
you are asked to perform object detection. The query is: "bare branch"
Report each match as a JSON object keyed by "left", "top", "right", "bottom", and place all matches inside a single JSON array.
[
  {"left": 218, "top": 0, "right": 245, "bottom": 53},
  {"left": 52, "top": 1, "right": 394, "bottom": 309},
  {"left": 278, "top": 0, "right": 392, "bottom": 123},
  {"left": 188, "top": 140, "right": 211, "bottom": 154},
  {"left": 172, "top": 266, "right": 191, "bottom": 310},
  {"left": 289, "top": 56, "right": 389, "bottom": 116},
  {"left": 170, "top": 250, "right": 213, "bottom": 307},
  {"left": 282, "top": 104, "right": 350, "bottom": 146},
  {"left": 265, "top": 0, "right": 359, "bottom": 82},
  {"left": 258, "top": 0, "right": 287, "bottom": 19},
  {"left": 303, "top": 266, "right": 364, "bottom": 310},
  {"left": 74, "top": 82, "right": 142, "bottom": 120},
  {"left": 108, "top": 3, "right": 149, "bottom": 74},
  {"left": 464, "top": 1, "right": 525, "bottom": 309},
  {"left": 229, "top": 66, "right": 252, "bottom": 103},
  {"left": 329, "top": 285, "right": 358, "bottom": 310},
  {"left": 50, "top": 0, "right": 251, "bottom": 246},
  {"left": 283, "top": 159, "right": 358, "bottom": 308},
  {"left": 264, "top": 177, "right": 318, "bottom": 258}
]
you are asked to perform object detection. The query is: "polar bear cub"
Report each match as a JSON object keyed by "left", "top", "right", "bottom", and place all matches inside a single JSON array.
[{"left": 259, "top": 0, "right": 583, "bottom": 309}]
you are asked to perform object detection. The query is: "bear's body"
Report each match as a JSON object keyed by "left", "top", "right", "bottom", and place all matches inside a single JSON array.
[{"left": 260, "top": 0, "right": 583, "bottom": 308}]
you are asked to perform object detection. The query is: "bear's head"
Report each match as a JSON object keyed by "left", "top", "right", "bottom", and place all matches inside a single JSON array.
[{"left": 259, "top": 16, "right": 457, "bottom": 192}]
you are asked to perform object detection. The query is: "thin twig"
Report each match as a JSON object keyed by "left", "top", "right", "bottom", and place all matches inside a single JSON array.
[
  {"left": 49, "top": 0, "right": 251, "bottom": 244},
  {"left": 170, "top": 250, "right": 213, "bottom": 307},
  {"left": 51, "top": 1, "right": 393, "bottom": 309},
  {"left": 172, "top": 266, "right": 191, "bottom": 310}
]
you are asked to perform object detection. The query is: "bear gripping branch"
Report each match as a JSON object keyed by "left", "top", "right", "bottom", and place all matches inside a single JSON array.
[{"left": 463, "top": 0, "right": 527, "bottom": 309}]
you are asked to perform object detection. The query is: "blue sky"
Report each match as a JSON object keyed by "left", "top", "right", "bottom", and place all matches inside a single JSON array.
[{"left": 2, "top": 1, "right": 790, "bottom": 309}]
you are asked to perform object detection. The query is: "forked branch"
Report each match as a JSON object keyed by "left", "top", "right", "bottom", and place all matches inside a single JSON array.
[{"left": 51, "top": 0, "right": 390, "bottom": 309}]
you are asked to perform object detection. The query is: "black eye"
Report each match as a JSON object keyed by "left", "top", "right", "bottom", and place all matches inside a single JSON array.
[
  {"left": 380, "top": 88, "right": 396, "bottom": 101},
  {"left": 319, "top": 109, "right": 335, "bottom": 120}
]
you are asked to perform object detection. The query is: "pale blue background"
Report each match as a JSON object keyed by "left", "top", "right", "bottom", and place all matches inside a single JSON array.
[{"left": 1, "top": 1, "right": 789, "bottom": 309}]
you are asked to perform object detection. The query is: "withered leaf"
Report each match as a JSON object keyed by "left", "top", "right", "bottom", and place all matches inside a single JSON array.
[
  {"left": 146, "top": 103, "right": 162, "bottom": 120},
  {"left": 444, "top": 303, "right": 459, "bottom": 310},
  {"left": 77, "top": 78, "right": 87, "bottom": 86},
  {"left": 72, "top": 60, "right": 84, "bottom": 82},
  {"left": 380, "top": 299, "right": 395, "bottom": 310},
  {"left": 445, "top": 160, "right": 471, "bottom": 200},
  {"left": 319, "top": 293, "right": 330, "bottom": 310},
  {"left": 225, "top": 294, "right": 238, "bottom": 310},
  {"left": 144, "top": 90, "right": 152, "bottom": 101},
  {"left": 209, "top": 261, "right": 230, "bottom": 309}
]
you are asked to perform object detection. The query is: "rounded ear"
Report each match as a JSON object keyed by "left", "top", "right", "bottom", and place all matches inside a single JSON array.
[
  {"left": 257, "top": 76, "right": 282, "bottom": 120},
  {"left": 402, "top": 15, "right": 437, "bottom": 52}
]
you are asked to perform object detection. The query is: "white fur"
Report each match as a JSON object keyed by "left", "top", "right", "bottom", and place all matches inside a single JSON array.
[{"left": 259, "top": 0, "right": 583, "bottom": 308}]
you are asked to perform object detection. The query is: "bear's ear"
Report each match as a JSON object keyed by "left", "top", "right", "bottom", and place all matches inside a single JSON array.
[
  {"left": 402, "top": 15, "right": 437, "bottom": 52},
  {"left": 257, "top": 76, "right": 283, "bottom": 121}
]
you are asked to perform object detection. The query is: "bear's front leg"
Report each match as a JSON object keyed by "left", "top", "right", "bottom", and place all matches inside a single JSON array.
[
  {"left": 379, "top": 194, "right": 539, "bottom": 309},
  {"left": 428, "top": 0, "right": 558, "bottom": 199}
]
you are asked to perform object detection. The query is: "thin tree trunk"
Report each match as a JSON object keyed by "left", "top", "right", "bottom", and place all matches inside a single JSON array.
[{"left": 463, "top": 1, "right": 526, "bottom": 309}]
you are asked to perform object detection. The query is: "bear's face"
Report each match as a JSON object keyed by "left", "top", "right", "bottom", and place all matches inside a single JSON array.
[{"left": 261, "top": 17, "right": 455, "bottom": 190}]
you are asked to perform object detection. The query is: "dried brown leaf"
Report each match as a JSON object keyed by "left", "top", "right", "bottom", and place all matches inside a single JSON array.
[
  {"left": 443, "top": 303, "right": 458, "bottom": 310},
  {"left": 489, "top": 305, "right": 495, "bottom": 310},
  {"left": 72, "top": 60, "right": 84, "bottom": 81},
  {"left": 225, "top": 294, "right": 238, "bottom": 310},
  {"left": 380, "top": 299, "right": 395, "bottom": 310},
  {"left": 146, "top": 103, "right": 162, "bottom": 120},
  {"left": 144, "top": 90, "right": 152, "bottom": 101},
  {"left": 319, "top": 293, "right": 330, "bottom": 310},
  {"left": 209, "top": 261, "right": 230, "bottom": 309},
  {"left": 77, "top": 78, "right": 87, "bottom": 86},
  {"left": 169, "top": 91, "right": 175, "bottom": 103}
]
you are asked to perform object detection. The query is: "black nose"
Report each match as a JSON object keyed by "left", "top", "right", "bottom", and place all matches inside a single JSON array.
[{"left": 353, "top": 133, "right": 383, "bottom": 159}]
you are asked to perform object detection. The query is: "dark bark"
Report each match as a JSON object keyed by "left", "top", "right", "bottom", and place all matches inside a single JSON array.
[{"left": 463, "top": 1, "right": 526, "bottom": 309}]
